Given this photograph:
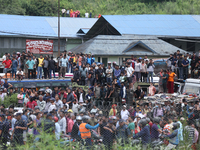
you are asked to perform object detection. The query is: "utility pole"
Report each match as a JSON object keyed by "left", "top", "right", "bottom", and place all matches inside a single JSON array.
[{"left": 58, "top": 0, "right": 60, "bottom": 56}]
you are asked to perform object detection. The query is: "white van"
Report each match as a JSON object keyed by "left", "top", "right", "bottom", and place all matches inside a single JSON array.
[{"left": 183, "top": 78, "right": 200, "bottom": 94}]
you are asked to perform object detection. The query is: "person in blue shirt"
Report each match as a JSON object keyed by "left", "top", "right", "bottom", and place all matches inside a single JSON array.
[
  {"left": 26, "top": 57, "right": 35, "bottom": 79},
  {"left": 21, "top": 109, "right": 29, "bottom": 123},
  {"left": 79, "top": 115, "right": 101, "bottom": 148},
  {"left": 11, "top": 57, "right": 18, "bottom": 79},
  {"left": 0, "top": 114, "right": 10, "bottom": 149},
  {"left": 182, "top": 55, "right": 189, "bottom": 80},
  {"left": 174, "top": 116, "right": 183, "bottom": 141},
  {"left": 188, "top": 107, "right": 195, "bottom": 120},
  {"left": 87, "top": 54, "right": 92, "bottom": 65},
  {"left": 91, "top": 55, "right": 95, "bottom": 64},
  {"left": 163, "top": 123, "right": 180, "bottom": 150},
  {"left": 133, "top": 119, "right": 151, "bottom": 150},
  {"left": 114, "top": 65, "right": 121, "bottom": 79}
]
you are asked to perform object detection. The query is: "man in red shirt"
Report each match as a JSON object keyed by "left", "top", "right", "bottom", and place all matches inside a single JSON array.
[
  {"left": 26, "top": 97, "right": 37, "bottom": 110},
  {"left": 2, "top": 56, "right": 12, "bottom": 79}
]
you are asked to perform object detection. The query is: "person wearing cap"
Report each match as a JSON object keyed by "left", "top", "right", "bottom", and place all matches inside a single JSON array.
[
  {"left": 40, "top": 113, "right": 55, "bottom": 134},
  {"left": 120, "top": 105, "right": 130, "bottom": 121},
  {"left": 71, "top": 116, "right": 82, "bottom": 141},
  {"left": 44, "top": 96, "right": 52, "bottom": 112},
  {"left": 11, "top": 112, "right": 27, "bottom": 146},
  {"left": 102, "top": 120, "right": 115, "bottom": 149},
  {"left": 54, "top": 116, "right": 61, "bottom": 140},
  {"left": 182, "top": 55, "right": 189, "bottom": 80},
  {"left": 116, "top": 119, "right": 130, "bottom": 145},
  {"left": 109, "top": 104, "right": 117, "bottom": 116},
  {"left": 48, "top": 98, "right": 56, "bottom": 113},
  {"left": 79, "top": 115, "right": 102, "bottom": 147},
  {"left": 0, "top": 114, "right": 9, "bottom": 149}
]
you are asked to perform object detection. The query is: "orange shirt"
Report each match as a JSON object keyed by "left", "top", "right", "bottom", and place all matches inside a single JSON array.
[{"left": 168, "top": 72, "right": 175, "bottom": 82}]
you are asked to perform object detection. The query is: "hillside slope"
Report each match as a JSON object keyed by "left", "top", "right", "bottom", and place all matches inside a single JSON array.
[{"left": 0, "top": 0, "right": 200, "bottom": 16}]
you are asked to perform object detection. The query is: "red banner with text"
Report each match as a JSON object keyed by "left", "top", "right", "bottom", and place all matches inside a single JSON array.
[{"left": 26, "top": 39, "right": 53, "bottom": 54}]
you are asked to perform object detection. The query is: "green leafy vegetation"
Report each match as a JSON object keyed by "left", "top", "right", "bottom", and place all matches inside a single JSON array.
[
  {"left": 0, "top": 0, "right": 200, "bottom": 16},
  {"left": 0, "top": 93, "right": 18, "bottom": 108}
]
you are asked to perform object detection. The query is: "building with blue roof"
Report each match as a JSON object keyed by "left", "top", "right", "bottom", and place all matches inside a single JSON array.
[
  {"left": 0, "top": 14, "right": 97, "bottom": 54},
  {"left": 1, "top": 14, "right": 200, "bottom": 58},
  {"left": 85, "top": 15, "right": 200, "bottom": 52}
]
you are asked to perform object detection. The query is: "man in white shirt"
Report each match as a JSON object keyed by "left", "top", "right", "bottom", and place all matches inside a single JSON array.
[
  {"left": 58, "top": 111, "right": 67, "bottom": 135},
  {"left": 16, "top": 68, "right": 24, "bottom": 80},
  {"left": 125, "top": 62, "right": 134, "bottom": 90},
  {"left": 55, "top": 95, "right": 63, "bottom": 110},
  {"left": 2, "top": 53, "right": 7, "bottom": 61},
  {"left": 55, "top": 117, "right": 61, "bottom": 140},
  {"left": 37, "top": 95, "right": 46, "bottom": 111},
  {"left": 144, "top": 55, "right": 149, "bottom": 63},
  {"left": 120, "top": 105, "right": 130, "bottom": 121},
  {"left": 48, "top": 98, "right": 56, "bottom": 113},
  {"left": 85, "top": 12, "right": 89, "bottom": 18}
]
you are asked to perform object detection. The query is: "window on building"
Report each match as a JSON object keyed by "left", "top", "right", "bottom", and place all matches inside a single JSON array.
[{"left": 102, "top": 58, "right": 108, "bottom": 67}]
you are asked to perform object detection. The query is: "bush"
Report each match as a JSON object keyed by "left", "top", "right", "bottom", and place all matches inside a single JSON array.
[{"left": 0, "top": 93, "right": 18, "bottom": 108}]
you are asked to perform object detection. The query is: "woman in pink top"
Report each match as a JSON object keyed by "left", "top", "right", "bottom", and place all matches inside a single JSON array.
[
  {"left": 67, "top": 115, "right": 75, "bottom": 135},
  {"left": 148, "top": 83, "right": 156, "bottom": 96},
  {"left": 17, "top": 91, "right": 24, "bottom": 107}
]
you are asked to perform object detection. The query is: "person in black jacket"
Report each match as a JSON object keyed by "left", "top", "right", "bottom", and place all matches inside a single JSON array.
[
  {"left": 48, "top": 56, "right": 56, "bottom": 79},
  {"left": 71, "top": 116, "right": 82, "bottom": 141},
  {"left": 95, "top": 64, "right": 104, "bottom": 85},
  {"left": 66, "top": 87, "right": 74, "bottom": 107},
  {"left": 71, "top": 66, "right": 80, "bottom": 84},
  {"left": 177, "top": 54, "right": 183, "bottom": 79}
]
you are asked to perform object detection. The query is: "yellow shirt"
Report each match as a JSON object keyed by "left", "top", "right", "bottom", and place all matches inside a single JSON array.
[
  {"left": 168, "top": 72, "right": 175, "bottom": 82},
  {"left": 38, "top": 58, "right": 44, "bottom": 67}
]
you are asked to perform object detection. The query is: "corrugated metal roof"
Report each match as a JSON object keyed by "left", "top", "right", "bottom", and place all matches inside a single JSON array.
[
  {"left": 0, "top": 14, "right": 97, "bottom": 38},
  {"left": 70, "top": 35, "right": 186, "bottom": 56},
  {"left": 87, "top": 15, "right": 200, "bottom": 38}
]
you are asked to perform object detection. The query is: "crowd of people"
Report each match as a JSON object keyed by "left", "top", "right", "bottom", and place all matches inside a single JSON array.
[
  {"left": 61, "top": 8, "right": 101, "bottom": 18},
  {"left": 166, "top": 50, "right": 200, "bottom": 80},
  {"left": 0, "top": 86, "right": 199, "bottom": 149},
  {"left": 0, "top": 50, "right": 200, "bottom": 149}
]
